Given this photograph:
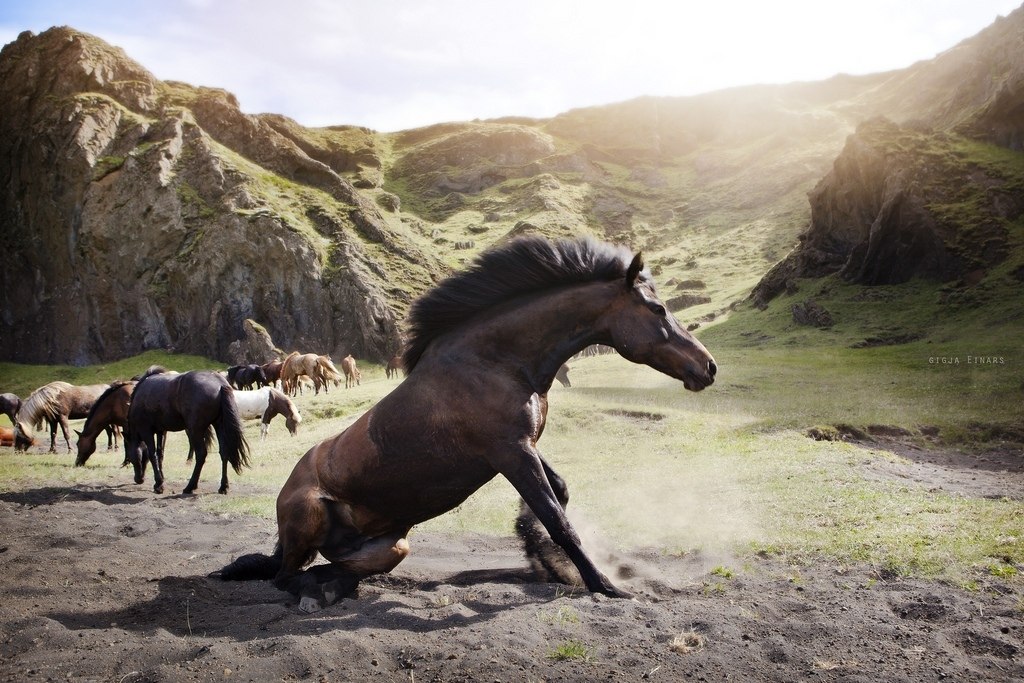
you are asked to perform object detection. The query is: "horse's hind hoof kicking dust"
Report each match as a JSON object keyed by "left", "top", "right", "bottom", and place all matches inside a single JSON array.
[{"left": 215, "top": 236, "right": 715, "bottom": 605}]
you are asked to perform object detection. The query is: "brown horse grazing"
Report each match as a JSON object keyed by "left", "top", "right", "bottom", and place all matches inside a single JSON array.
[
  {"left": 340, "top": 355, "right": 361, "bottom": 388},
  {"left": 261, "top": 360, "right": 284, "bottom": 388},
  {"left": 385, "top": 355, "right": 402, "bottom": 379},
  {"left": 13, "top": 382, "right": 115, "bottom": 452},
  {"left": 124, "top": 367, "right": 250, "bottom": 495},
  {"left": 555, "top": 363, "right": 571, "bottom": 388},
  {"left": 215, "top": 236, "right": 716, "bottom": 608},
  {"left": 74, "top": 381, "right": 135, "bottom": 465},
  {"left": 1, "top": 393, "right": 22, "bottom": 426}
]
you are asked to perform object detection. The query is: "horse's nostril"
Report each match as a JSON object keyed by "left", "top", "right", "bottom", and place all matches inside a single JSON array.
[{"left": 708, "top": 360, "right": 718, "bottom": 377}]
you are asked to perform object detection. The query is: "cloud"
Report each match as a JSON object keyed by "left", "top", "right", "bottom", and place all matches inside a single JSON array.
[{"left": 1, "top": 0, "right": 1020, "bottom": 131}]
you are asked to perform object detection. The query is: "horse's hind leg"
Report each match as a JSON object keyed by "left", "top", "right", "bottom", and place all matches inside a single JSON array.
[
  {"left": 145, "top": 434, "right": 164, "bottom": 494},
  {"left": 286, "top": 531, "right": 410, "bottom": 612},
  {"left": 59, "top": 416, "right": 72, "bottom": 452}
]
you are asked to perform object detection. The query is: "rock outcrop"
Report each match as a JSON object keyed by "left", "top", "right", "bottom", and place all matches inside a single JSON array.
[
  {"left": 752, "top": 117, "right": 1024, "bottom": 307},
  {"left": 0, "top": 27, "right": 441, "bottom": 364}
]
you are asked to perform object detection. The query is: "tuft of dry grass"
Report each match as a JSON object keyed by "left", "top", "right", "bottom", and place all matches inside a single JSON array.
[{"left": 670, "top": 629, "right": 707, "bottom": 654}]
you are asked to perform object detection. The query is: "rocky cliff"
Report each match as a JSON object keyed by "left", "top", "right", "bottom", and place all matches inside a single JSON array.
[{"left": 0, "top": 27, "right": 441, "bottom": 364}]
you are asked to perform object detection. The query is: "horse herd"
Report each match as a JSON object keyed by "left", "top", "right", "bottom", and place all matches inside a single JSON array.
[
  {"left": 3, "top": 236, "right": 716, "bottom": 606},
  {"left": 1, "top": 349, "right": 376, "bottom": 494}
]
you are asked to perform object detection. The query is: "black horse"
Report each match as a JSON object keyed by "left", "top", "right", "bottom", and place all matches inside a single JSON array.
[
  {"left": 125, "top": 368, "right": 250, "bottom": 495},
  {"left": 227, "top": 364, "right": 269, "bottom": 390}
]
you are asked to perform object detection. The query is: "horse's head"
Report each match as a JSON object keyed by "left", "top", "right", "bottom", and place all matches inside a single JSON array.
[
  {"left": 12, "top": 421, "right": 35, "bottom": 451},
  {"left": 285, "top": 398, "right": 302, "bottom": 436},
  {"left": 606, "top": 253, "right": 716, "bottom": 392},
  {"left": 74, "top": 428, "right": 96, "bottom": 465}
]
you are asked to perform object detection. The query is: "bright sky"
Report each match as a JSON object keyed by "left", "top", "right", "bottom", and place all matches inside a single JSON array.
[{"left": 1, "top": 0, "right": 1020, "bottom": 132}]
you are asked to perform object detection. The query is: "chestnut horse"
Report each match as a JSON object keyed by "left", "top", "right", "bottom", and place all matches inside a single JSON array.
[
  {"left": 124, "top": 368, "right": 250, "bottom": 495},
  {"left": 13, "top": 382, "right": 116, "bottom": 452},
  {"left": 340, "top": 355, "right": 360, "bottom": 388},
  {"left": 280, "top": 353, "right": 343, "bottom": 396},
  {"left": 215, "top": 236, "right": 716, "bottom": 607}
]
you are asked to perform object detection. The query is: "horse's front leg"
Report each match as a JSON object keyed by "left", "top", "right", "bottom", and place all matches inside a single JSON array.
[
  {"left": 498, "top": 446, "right": 630, "bottom": 599},
  {"left": 182, "top": 432, "right": 206, "bottom": 494}
]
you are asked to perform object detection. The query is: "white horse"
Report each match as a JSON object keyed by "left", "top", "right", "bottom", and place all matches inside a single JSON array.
[{"left": 232, "top": 387, "right": 302, "bottom": 440}]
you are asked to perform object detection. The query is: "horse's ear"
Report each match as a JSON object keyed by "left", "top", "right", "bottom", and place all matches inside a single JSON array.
[{"left": 626, "top": 252, "right": 644, "bottom": 289}]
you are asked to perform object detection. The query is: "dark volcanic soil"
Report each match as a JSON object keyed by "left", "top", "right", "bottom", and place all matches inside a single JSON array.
[{"left": 0, "top": 455, "right": 1022, "bottom": 682}]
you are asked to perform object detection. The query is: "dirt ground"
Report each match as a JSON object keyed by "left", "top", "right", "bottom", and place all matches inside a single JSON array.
[{"left": 1, "top": 442, "right": 1022, "bottom": 683}]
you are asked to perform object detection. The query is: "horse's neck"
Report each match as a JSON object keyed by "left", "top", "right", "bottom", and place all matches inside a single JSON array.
[
  {"left": 447, "top": 282, "right": 617, "bottom": 391},
  {"left": 267, "top": 392, "right": 288, "bottom": 418}
]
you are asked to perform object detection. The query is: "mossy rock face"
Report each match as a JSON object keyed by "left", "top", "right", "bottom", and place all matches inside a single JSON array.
[{"left": 752, "top": 119, "right": 1024, "bottom": 307}]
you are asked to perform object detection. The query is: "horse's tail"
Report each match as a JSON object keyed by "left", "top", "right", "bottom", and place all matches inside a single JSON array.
[
  {"left": 211, "top": 543, "right": 283, "bottom": 581},
  {"left": 217, "top": 386, "right": 250, "bottom": 474},
  {"left": 317, "top": 356, "right": 343, "bottom": 381}
]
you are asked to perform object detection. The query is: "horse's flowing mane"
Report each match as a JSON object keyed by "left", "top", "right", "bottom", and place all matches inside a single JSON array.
[
  {"left": 15, "top": 381, "right": 71, "bottom": 433},
  {"left": 402, "top": 235, "right": 635, "bottom": 372}
]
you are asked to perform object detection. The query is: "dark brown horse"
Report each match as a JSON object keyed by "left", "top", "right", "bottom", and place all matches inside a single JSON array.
[
  {"left": 261, "top": 360, "right": 284, "bottom": 388},
  {"left": 215, "top": 236, "right": 716, "bottom": 607},
  {"left": 13, "top": 382, "right": 116, "bottom": 452},
  {"left": 74, "top": 381, "right": 135, "bottom": 465},
  {"left": 1, "top": 393, "right": 21, "bottom": 426},
  {"left": 124, "top": 368, "right": 250, "bottom": 495},
  {"left": 385, "top": 355, "right": 403, "bottom": 379}
]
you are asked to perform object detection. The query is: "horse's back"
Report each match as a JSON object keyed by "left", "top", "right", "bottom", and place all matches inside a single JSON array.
[{"left": 233, "top": 387, "right": 270, "bottom": 419}]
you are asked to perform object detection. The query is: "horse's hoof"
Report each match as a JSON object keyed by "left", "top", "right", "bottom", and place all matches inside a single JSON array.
[
  {"left": 601, "top": 585, "right": 633, "bottom": 600},
  {"left": 182, "top": 487, "right": 196, "bottom": 495},
  {"left": 298, "top": 596, "right": 323, "bottom": 613},
  {"left": 218, "top": 488, "right": 228, "bottom": 495},
  {"left": 154, "top": 485, "right": 164, "bottom": 494},
  {"left": 134, "top": 476, "right": 144, "bottom": 485}
]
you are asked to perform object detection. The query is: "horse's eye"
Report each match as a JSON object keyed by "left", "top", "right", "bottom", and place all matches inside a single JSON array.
[{"left": 650, "top": 303, "right": 667, "bottom": 317}]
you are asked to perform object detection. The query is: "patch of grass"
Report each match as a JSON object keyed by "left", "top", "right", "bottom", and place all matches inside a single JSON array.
[
  {"left": 92, "top": 155, "right": 125, "bottom": 181},
  {"left": 539, "top": 605, "right": 581, "bottom": 625},
  {"left": 547, "top": 639, "right": 592, "bottom": 662},
  {"left": 710, "top": 565, "right": 734, "bottom": 579}
]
